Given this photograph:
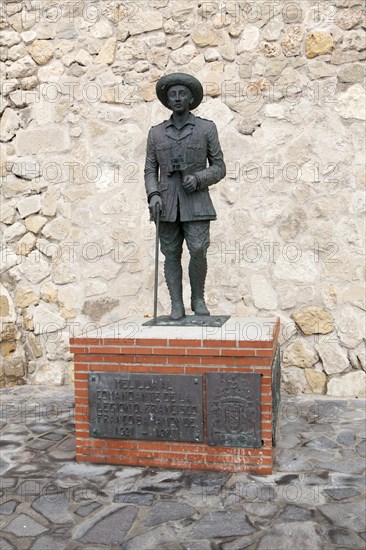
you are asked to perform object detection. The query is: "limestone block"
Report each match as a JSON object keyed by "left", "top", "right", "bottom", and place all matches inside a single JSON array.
[
  {"left": 274, "top": 252, "right": 318, "bottom": 284},
  {"left": 0, "top": 203, "right": 17, "bottom": 224},
  {"left": 260, "top": 42, "right": 282, "bottom": 57},
  {"left": 340, "top": 29, "right": 365, "bottom": 51},
  {"left": 0, "top": 284, "right": 15, "bottom": 323},
  {"left": 167, "top": 35, "right": 188, "bottom": 51},
  {"left": 349, "top": 191, "right": 366, "bottom": 214},
  {"left": 306, "top": 32, "right": 335, "bottom": 59},
  {"left": 16, "top": 125, "right": 71, "bottom": 155},
  {"left": 343, "top": 284, "right": 366, "bottom": 310},
  {"left": 0, "top": 31, "right": 21, "bottom": 47},
  {"left": 196, "top": 62, "right": 224, "bottom": 98},
  {"left": 281, "top": 26, "right": 304, "bottom": 56},
  {"left": 18, "top": 250, "right": 51, "bottom": 284},
  {"left": 337, "top": 306, "right": 365, "bottom": 347},
  {"left": 95, "top": 38, "right": 117, "bottom": 65},
  {"left": 84, "top": 279, "right": 109, "bottom": 297},
  {"left": 40, "top": 282, "right": 58, "bottom": 303},
  {"left": 82, "top": 297, "right": 120, "bottom": 321},
  {"left": 334, "top": 84, "right": 366, "bottom": 120},
  {"left": 172, "top": 2, "right": 196, "bottom": 21},
  {"left": 3, "top": 356, "right": 25, "bottom": 378},
  {"left": 195, "top": 98, "right": 234, "bottom": 132},
  {"left": 291, "top": 307, "right": 334, "bottom": 335},
  {"left": 29, "top": 39, "right": 53, "bottom": 65},
  {"left": 282, "top": 341, "right": 318, "bottom": 368},
  {"left": 265, "top": 104, "right": 286, "bottom": 119},
  {"left": 25, "top": 215, "right": 48, "bottom": 234},
  {"left": 327, "top": 370, "right": 366, "bottom": 397},
  {"left": 31, "top": 361, "right": 65, "bottom": 385},
  {"left": 74, "top": 49, "right": 93, "bottom": 66},
  {"left": 336, "top": 8, "right": 363, "bottom": 29},
  {"left": 4, "top": 221, "right": 27, "bottom": 242},
  {"left": 21, "top": 31, "right": 37, "bottom": 44},
  {"left": 0, "top": 246, "right": 19, "bottom": 275},
  {"left": 6, "top": 55, "right": 37, "bottom": 78},
  {"left": 33, "top": 305, "right": 66, "bottom": 335},
  {"left": 282, "top": 366, "right": 308, "bottom": 394},
  {"left": 27, "top": 333, "right": 42, "bottom": 358},
  {"left": 42, "top": 185, "right": 60, "bottom": 217},
  {"left": 0, "top": 108, "right": 19, "bottom": 142},
  {"left": 11, "top": 159, "right": 42, "bottom": 180},
  {"left": 191, "top": 24, "right": 218, "bottom": 47},
  {"left": 338, "top": 63, "right": 365, "bottom": 82},
  {"left": 52, "top": 261, "right": 77, "bottom": 285},
  {"left": 263, "top": 19, "right": 283, "bottom": 41},
  {"left": 90, "top": 19, "right": 113, "bottom": 39},
  {"left": 37, "top": 60, "right": 64, "bottom": 82},
  {"left": 147, "top": 47, "right": 169, "bottom": 69},
  {"left": 308, "top": 61, "right": 336, "bottom": 79},
  {"left": 304, "top": 369, "right": 326, "bottom": 395},
  {"left": 17, "top": 195, "right": 42, "bottom": 218},
  {"left": 41, "top": 218, "right": 70, "bottom": 241},
  {"left": 315, "top": 341, "right": 350, "bottom": 374},
  {"left": 14, "top": 287, "right": 39, "bottom": 308},
  {"left": 237, "top": 26, "right": 260, "bottom": 52},
  {"left": 349, "top": 341, "right": 366, "bottom": 371},
  {"left": 16, "top": 232, "right": 36, "bottom": 256},
  {"left": 250, "top": 275, "right": 277, "bottom": 310},
  {"left": 8, "top": 43, "right": 27, "bottom": 62},
  {"left": 128, "top": 10, "right": 163, "bottom": 35},
  {"left": 170, "top": 44, "right": 197, "bottom": 65}
]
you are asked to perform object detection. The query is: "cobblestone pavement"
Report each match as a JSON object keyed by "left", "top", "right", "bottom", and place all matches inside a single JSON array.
[{"left": 0, "top": 387, "right": 365, "bottom": 550}]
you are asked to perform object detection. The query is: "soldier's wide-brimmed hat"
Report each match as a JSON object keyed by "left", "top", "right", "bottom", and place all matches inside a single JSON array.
[{"left": 156, "top": 73, "right": 203, "bottom": 110}]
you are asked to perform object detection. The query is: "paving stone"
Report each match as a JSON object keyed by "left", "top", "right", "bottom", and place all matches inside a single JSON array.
[
  {"left": 0, "top": 457, "right": 11, "bottom": 475},
  {"left": 324, "top": 487, "right": 361, "bottom": 500},
  {"left": 41, "top": 432, "right": 66, "bottom": 441},
  {"left": 113, "top": 492, "right": 155, "bottom": 506},
  {"left": 336, "top": 430, "right": 357, "bottom": 447},
  {"left": 26, "top": 439, "right": 56, "bottom": 450},
  {"left": 275, "top": 474, "right": 300, "bottom": 485},
  {"left": 75, "top": 502, "right": 102, "bottom": 517},
  {"left": 143, "top": 500, "right": 197, "bottom": 527},
  {"left": 221, "top": 538, "right": 253, "bottom": 550},
  {"left": 257, "top": 521, "right": 325, "bottom": 549},
  {"left": 73, "top": 506, "right": 138, "bottom": 545},
  {"left": 0, "top": 538, "right": 15, "bottom": 550},
  {"left": 30, "top": 535, "right": 67, "bottom": 550},
  {"left": 0, "top": 500, "right": 19, "bottom": 515},
  {"left": 329, "top": 528, "right": 365, "bottom": 547},
  {"left": 182, "top": 542, "right": 213, "bottom": 550},
  {"left": 322, "top": 460, "right": 365, "bottom": 475},
  {"left": 58, "top": 463, "right": 113, "bottom": 479},
  {"left": 279, "top": 504, "right": 314, "bottom": 521},
  {"left": 304, "top": 435, "right": 338, "bottom": 449},
  {"left": 185, "top": 472, "right": 229, "bottom": 495},
  {"left": 190, "top": 511, "right": 255, "bottom": 539},
  {"left": 356, "top": 440, "right": 366, "bottom": 457},
  {"left": 241, "top": 502, "right": 278, "bottom": 518},
  {"left": 4, "top": 513, "right": 48, "bottom": 537},
  {"left": 122, "top": 524, "right": 181, "bottom": 550},
  {"left": 319, "top": 501, "right": 366, "bottom": 531},
  {"left": 31, "top": 493, "right": 73, "bottom": 524}
]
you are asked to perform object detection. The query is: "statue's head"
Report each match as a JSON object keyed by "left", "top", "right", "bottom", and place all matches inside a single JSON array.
[{"left": 156, "top": 73, "right": 203, "bottom": 111}]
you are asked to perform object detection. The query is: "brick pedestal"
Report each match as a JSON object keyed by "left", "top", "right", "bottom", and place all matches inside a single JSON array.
[{"left": 70, "top": 317, "right": 280, "bottom": 474}]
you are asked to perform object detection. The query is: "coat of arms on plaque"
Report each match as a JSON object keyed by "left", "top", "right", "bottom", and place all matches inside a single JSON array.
[{"left": 206, "top": 373, "right": 262, "bottom": 447}]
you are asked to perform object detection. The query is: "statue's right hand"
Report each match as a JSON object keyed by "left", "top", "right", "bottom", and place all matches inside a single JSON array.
[{"left": 149, "top": 195, "right": 162, "bottom": 220}]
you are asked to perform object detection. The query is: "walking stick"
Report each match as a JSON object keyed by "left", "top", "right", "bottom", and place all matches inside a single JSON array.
[{"left": 153, "top": 204, "right": 160, "bottom": 324}]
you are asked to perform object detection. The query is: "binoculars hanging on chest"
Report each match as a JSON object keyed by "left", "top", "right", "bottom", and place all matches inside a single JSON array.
[{"left": 167, "top": 156, "right": 188, "bottom": 177}]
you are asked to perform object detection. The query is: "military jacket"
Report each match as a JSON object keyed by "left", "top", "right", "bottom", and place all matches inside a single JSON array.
[{"left": 144, "top": 113, "right": 226, "bottom": 222}]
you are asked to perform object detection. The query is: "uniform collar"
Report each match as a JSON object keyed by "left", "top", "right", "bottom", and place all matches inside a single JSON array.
[{"left": 165, "top": 112, "right": 196, "bottom": 130}]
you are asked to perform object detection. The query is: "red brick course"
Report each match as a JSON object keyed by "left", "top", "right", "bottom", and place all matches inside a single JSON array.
[{"left": 71, "top": 318, "right": 279, "bottom": 473}]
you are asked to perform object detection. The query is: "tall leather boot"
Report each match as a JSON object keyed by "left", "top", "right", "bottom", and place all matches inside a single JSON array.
[
  {"left": 164, "top": 258, "right": 185, "bottom": 320},
  {"left": 189, "top": 257, "right": 210, "bottom": 316}
]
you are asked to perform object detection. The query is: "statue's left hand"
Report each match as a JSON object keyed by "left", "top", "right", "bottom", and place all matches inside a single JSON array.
[{"left": 182, "top": 175, "right": 198, "bottom": 194}]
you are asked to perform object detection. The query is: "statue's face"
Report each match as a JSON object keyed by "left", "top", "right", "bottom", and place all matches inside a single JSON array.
[{"left": 166, "top": 84, "right": 193, "bottom": 114}]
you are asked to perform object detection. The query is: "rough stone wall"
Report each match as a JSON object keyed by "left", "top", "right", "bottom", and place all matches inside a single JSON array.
[{"left": 0, "top": 0, "right": 365, "bottom": 394}]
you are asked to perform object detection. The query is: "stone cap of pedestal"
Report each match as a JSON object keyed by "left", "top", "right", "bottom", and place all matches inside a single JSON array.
[{"left": 70, "top": 316, "right": 280, "bottom": 348}]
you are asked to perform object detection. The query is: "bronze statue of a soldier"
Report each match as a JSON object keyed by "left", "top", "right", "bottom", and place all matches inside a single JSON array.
[{"left": 144, "top": 73, "right": 226, "bottom": 320}]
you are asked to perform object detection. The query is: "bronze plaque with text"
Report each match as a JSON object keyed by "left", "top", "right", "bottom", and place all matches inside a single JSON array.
[{"left": 89, "top": 373, "right": 203, "bottom": 442}]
